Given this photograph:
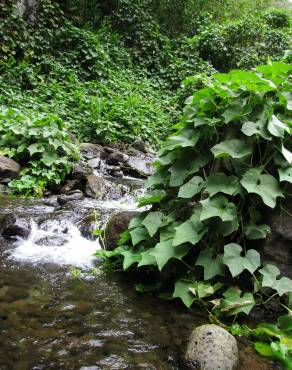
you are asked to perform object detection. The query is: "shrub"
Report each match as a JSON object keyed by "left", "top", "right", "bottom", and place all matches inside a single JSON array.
[
  {"left": 97, "top": 62, "right": 292, "bottom": 317},
  {"left": 262, "top": 8, "right": 291, "bottom": 29},
  {"left": 0, "top": 107, "right": 79, "bottom": 195},
  {"left": 196, "top": 16, "right": 289, "bottom": 71}
]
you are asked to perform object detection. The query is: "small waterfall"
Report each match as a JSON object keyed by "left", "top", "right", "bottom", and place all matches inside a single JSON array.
[{"left": 10, "top": 219, "right": 100, "bottom": 268}]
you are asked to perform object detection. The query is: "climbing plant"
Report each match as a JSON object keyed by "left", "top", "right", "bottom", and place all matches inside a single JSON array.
[{"left": 97, "top": 62, "right": 292, "bottom": 318}]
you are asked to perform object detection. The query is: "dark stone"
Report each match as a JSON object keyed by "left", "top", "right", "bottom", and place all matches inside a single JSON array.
[
  {"left": 0, "top": 155, "right": 21, "bottom": 183},
  {"left": 36, "top": 236, "right": 70, "bottom": 247},
  {"left": 60, "top": 180, "right": 81, "bottom": 194},
  {"left": 80, "top": 143, "right": 104, "bottom": 160},
  {"left": 72, "top": 162, "right": 93, "bottom": 181},
  {"left": 107, "top": 151, "right": 129, "bottom": 165},
  {"left": 130, "top": 139, "right": 154, "bottom": 154},
  {"left": 57, "top": 191, "right": 84, "bottom": 205},
  {"left": 0, "top": 214, "right": 31, "bottom": 240},
  {"left": 104, "top": 211, "right": 139, "bottom": 250},
  {"left": 85, "top": 175, "right": 108, "bottom": 199},
  {"left": 111, "top": 170, "right": 123, "bottom": 178},
  {"left": 263, "top": 201, "right": 292, "bottom": 279}
]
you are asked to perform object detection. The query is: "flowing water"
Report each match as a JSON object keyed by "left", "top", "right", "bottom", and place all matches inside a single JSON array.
[{"left": 0, "top": 185, "right": 283, "bottom": 369}]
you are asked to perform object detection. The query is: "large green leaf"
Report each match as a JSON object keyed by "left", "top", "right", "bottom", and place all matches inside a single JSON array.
[
  {"left": 196, "top": 248, "right": 225, "bottom": 280},
  {"left": 219, "top": 287, "right": 255, "bottom": 316},
  {"left": 120, "top": 249, "right": 142, "bottom": 270},
  {"left": 42, "top": 151, "right": 58, "bottom": 166},
  {"left": 129, "top": 227, "right": 148, "bottom": 246},
  {"left": 211, "top": 139, "right": 252, "bottom": 159},
  {"left": 204, "top": 173, "right": 240, "bottom": 197},
  {"left": 223, "top": 243, "right": 261, "bottom": 277},
  {"left": 240, "top": 168, "right": 284, "bottom": 208},
  {"left": 200, "top": 195, "right": 237, "bottom": 222},
  {"left": 138, "top": 190, "right": 166, "bottom": 207},
  {"left": 281, "top": 145, "right": 292, "bottom": 165},
  {"left": 138, "top": 248, "right": 157, "bottom": 267},
  {"left": 172, "top": 280, "right": 196, "bottom": 308},
  {"left": 178, "top": 176, "right": 203, "bottom": 198},
  {"left": 267, "top": 115, "right": 290, "bottom": 138},
  {"left": 241, "top": 120, "right": 271, "bottom": 140},
  {"left": 142, "top": 211, "right": 163, "bottom": 237},
  {"left": 278, "top": 167, "right": 292, "bottom": 183},
  {"left": 245, "top": 223, "right": 271, "bottom": 240},
  {"left": 169, "top": 153, "right": 210, "bottom": 187},
  {"left": 150, "top": 239, "right": 190, "bottom": 271},
  {"left": 173, "top": 210, "right": 206, "bottom": 247},
  {"left": 259, "top": 264, "right": 292, "bottom": 296},
  {"left": 160, "top": 128, "right": 199, "bottom": 153}
]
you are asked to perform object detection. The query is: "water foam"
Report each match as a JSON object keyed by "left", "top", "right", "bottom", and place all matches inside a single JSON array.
[{"left": 10, "top": 220, "right": 100, "bottom": 268}]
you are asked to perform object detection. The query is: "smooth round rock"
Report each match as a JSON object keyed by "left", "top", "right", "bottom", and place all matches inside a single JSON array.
[{"left": 185, "top": 324, "right": 238, "bottom": 370}]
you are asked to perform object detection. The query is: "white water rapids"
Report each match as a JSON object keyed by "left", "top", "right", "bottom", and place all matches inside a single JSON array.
[{"left": 9, "top": 196, "right": 142, "bottom": 268}]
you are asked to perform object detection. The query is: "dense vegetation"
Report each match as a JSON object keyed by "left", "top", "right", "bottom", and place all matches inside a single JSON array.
[
  {"left": 1, "top": 0, "right": 292, "bottom": 367},
  {"left": 0, "top": 1, "right": 291, "bottom": 195}
]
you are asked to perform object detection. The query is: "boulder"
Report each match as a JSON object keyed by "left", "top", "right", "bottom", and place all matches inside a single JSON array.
[
  {"left": 130, "top": 139, "right": 154, "bottom": 154},
  {"left": 0, "top": 214, "right": 31, "bottom": 240},
  {"left": 185, "top": 324, "right": 238, "bottom": 370},
  {"left": 72, "top": 162, "right": 93, "bottom": 181},
  {"left": 57, "top": 191, "right": 84, "bottom": 205},
  {"left": 87, "top": 157, "right": 101, "bottom": 169},
  {"left": 263, "top": 201, "right": 292, "bottom": 279},
  {"left": 107, "top": 151, "right": 129, "bottom": 165},
  {"left": 85, "top": 175, "right": 108, "bottom": 198},
  {"left": 0, "top": 155, "right": 21, "bottom": 183},
  {"left": 60, "top": 180, "right": 81, "bottom": 194},
  {"left": 104, "top": 211, "right": 139, "bottom": 250},
  {"left": 124, "top": 153, "right": 155, "bottom": 177},
  {"left": 80, "top": 143, "right": 104, "bottom": 160}
]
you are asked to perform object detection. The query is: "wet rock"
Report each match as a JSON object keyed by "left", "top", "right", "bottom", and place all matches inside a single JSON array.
[
  {"left": 124, "top": 153, "right": 155, "bottom": 177},
  {"left": 87, "top": 157, "right": 101, "bottom": 169},
  {"left": 112, "top": 170, "right": 123, "bottom": 178},
  {"left": 60, "top": 180, "right": 81, "bottom": 194},
  {"left": 0, "top": 155, "right": 21, "bottom": 183},
  {"left": 57, "top": 191, "right": 85, "bottom": 205},
  {"left": 78, "top": 213, "right": 101, "bottom": 240},
  {"left": 263, "top": 200, "right": 292, "bottom": 279},
  {"left": 130, "top": 139, "right": 154, "bottom": 154},
  {"left": 80, "top": 143, "right": 104, "bottom": 160},
  {"left": 104, "top": 211, "right": 140, "bottom": 250},
  {"left": 185, "top": 324, "right": 238, "bottom": 370},
  {"left": 36, "top": 236, "right": 70, "bottom": 247},
  {"left": 107, "top": 151, "right": 129, "bottom": 165},
  {"left": 72, "top": 162, "right": 93, "bottom": 181},
  {"left": 85, "top": 175, "right": 109, "bottom": 199},
  {"left": 0, "top": 214, "right": 31, "bottom": 239}
]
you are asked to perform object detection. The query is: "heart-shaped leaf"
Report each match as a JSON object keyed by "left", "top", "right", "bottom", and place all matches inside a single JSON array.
[
  {"left": 211, "top": 139, "right": 252, "bottom": 159},
  {"left": 204, "top": 173, "right": 240, "bottom": 196},
  {"left": 196, "top": 248, "right": 225, "bottom": 279},
  {"left": 200, "top": 195, "right": 237, "bottom": 222},
  {"left": 241, "top": 168, "right": 284, "bottom": 208},
  {"left": 223, "top": 243, "right": 261, "bottom": 277},
  {"left": 259, "top": 264, "right": 292, "bottom": 296}
]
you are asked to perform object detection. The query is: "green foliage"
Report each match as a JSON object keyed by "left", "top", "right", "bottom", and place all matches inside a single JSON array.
[
  {"left": 99, "top": 62, "right": 292, "bottom": 317},
  {"left": 229, "top": 315, "right": 292, "bottom": 370},
  {"left": 0, "top": 107, "right": 79, "bottom": 195},
  {"left": 195, "top": 14, "right": 289, "bottom": 71}
]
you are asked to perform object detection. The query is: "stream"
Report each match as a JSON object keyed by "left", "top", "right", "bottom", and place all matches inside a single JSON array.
[{"left": 0, "top": 180, "right": 283, "bottom": 369}]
